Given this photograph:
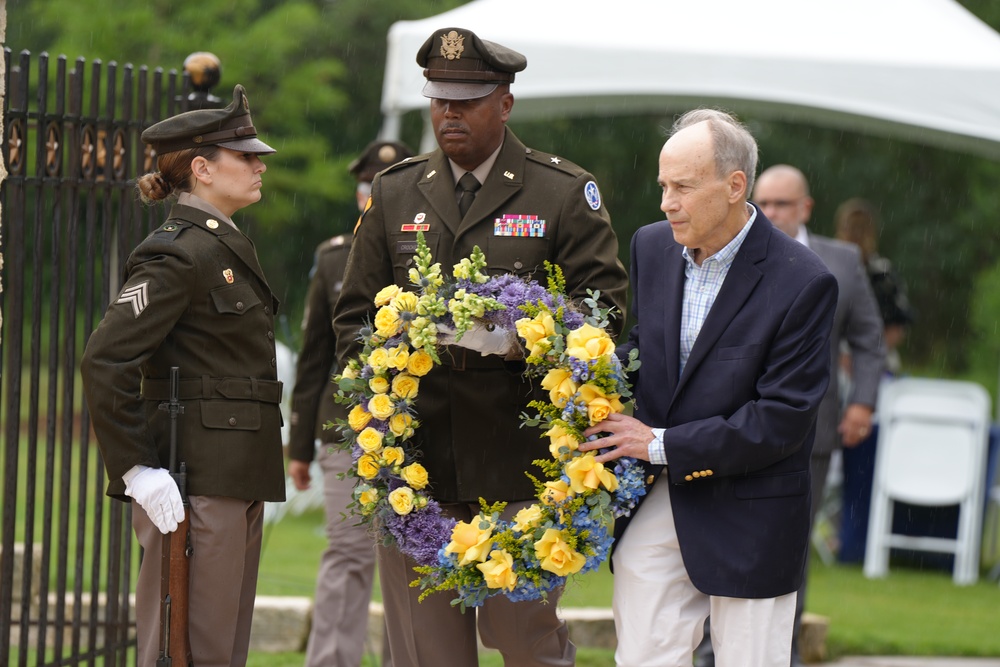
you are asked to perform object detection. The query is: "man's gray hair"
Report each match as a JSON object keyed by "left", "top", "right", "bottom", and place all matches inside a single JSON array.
[{"left": 671, "top": 109, "right": 759, "bottom": 198}]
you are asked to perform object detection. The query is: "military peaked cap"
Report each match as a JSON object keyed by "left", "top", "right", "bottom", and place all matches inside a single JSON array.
[
  {"left": 417, "top": 27, "right": 527, "bottom": 100},
  {"left": 348, "top": 140, "right": 415, "bottom": 182},
  {"left": 141, "top": 84, "right": 276, "bottom": 155}
]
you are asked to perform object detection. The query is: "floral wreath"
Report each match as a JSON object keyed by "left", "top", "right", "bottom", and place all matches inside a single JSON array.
[{"left": 333, "top": 232, "right": 644, "bottom": 608}]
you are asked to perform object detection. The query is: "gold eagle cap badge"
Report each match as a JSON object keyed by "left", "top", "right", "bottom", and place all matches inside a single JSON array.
[{"left": 440, "top": 31, "right": 465, "bottom": 60}]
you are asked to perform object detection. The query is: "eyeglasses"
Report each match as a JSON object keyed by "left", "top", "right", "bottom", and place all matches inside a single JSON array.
[{"left": 756, "top": 199, "right": 802, "bottom": 209}]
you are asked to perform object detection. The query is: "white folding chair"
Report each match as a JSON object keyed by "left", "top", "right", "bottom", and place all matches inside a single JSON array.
[{"left": 863, "top": 377, "right": 991, "bottom": 585}]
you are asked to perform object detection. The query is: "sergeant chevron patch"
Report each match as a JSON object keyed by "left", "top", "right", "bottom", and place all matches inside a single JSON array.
[{"left": 116, "top": 281, "right": 149, "bottom": 318}]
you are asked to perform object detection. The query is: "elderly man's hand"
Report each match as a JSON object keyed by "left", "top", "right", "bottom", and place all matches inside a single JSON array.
[
  {"left": 839, "top": 403, "right": 874, "bottom": 447},
  {"left": 580, "top": 412, "right": 654, "bottom": 463}
]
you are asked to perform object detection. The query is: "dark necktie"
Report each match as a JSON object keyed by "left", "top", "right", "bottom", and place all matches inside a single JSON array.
[{"left": 457, "top": 172, "right": 481, "bottom": 218}]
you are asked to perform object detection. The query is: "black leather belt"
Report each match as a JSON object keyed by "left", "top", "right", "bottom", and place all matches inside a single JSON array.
[{"left": 142, "top": 376, "right": 283, "bottom": 404}]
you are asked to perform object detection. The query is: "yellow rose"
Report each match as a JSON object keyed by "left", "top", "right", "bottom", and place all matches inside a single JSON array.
[
  {"left": 374, "top": 305, "right": 402, "bottom": 338},
  {"left": 389, "top": 412, "right": 414, "bottom": 437},
  {"left": 477, "top": 549, "right": 518, "bottom": 591},
  {"left": 515, "top": 312, "right": 555, "bottom": 358},
  {"left": 357, "top": 427, "right": 384, "bottom": 453},
  {"left": 565, "top": 323, "right": 616, "bottom": 361},
  {"left": 540, "top": 479, "right": 572, "bottom": 506},
  {"left": 358, "top": 486, "right": 379, "bottom": 505},
  {"left": 386, "top": 344, "right": 410, "bottom": 371},
  {"left": 534, "top": 528, "right": 586, "bottom": 577},
  {"left": 390, "top": 291, "right": 419, "bottom": 313},
  {"left": 541, "top": 367, "right": 578, "bottom": 408},
  {"left": 367, "top": 347, "right": 390, "bottom": 372},
  {"left": 401, "top": 462, "right": 429, "bottom": 489},
  {"left": 445, "top": 518, "right": 495, "bottom": 566},
  {"left": 391, "top": 373, "right": 420, "bottom": 400},
  {"left": 546, "top": 424, "right": 580, "bottom": 461},
  {"left": 357, "top": 453, "right": 380, "bottom": 480},
  {"left": 382, "top": 446, "right": 405, "bottom": 467},
  {"left": 348, "top": 404, "right": 373, "bottom": 432},
  {"left": 369, "top": 376, "right": 390, "bottom": 394},
  {"left": 341, "top": 364, "right": 359, "bottom": 380},
  {"left": 406, "top": 349, "right": 435, "bottom": 377},
  {"left": 368, "top": 393, "right": 395, "bottom": 420},
  {"left": 388, "top": 486, "right": 415, "bottom": 515},
  {"left": 374, "top": 284, "right": 402, "bottom": 307},
  {"left": 512, "top": 504, "right": 544, "bottom": 533},
  {"left": 565, "top": 452, "right": 619, "bottom": 494},
  {"left": 577, "top": 383, "right": 624, "bottom": 425}
]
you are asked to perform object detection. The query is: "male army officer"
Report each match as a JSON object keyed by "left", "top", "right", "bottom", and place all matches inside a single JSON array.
[{"left": 332, "top": 27, "right": 628, "bottom": 667}]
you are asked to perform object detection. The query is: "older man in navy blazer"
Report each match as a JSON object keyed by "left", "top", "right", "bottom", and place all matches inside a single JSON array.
[{"left": 582, "top": 109, "right": 838, "bottom": 667}]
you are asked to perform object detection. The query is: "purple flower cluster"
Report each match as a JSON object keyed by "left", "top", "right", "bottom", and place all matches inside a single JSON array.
[
  {"left": 384, "top": 500, "right": 457, "bottom": 567},
  {"left": 457, "top": 275, "right": 584, "bottom": 331}
]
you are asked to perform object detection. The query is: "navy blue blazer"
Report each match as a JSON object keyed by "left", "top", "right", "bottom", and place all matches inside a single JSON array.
[{"left": 615, "top": 208, "right": 838, "bottom": 599}]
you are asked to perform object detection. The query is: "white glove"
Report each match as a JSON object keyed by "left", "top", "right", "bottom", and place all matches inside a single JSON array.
[
  {"left": 451, "top": 323, "right": 516, "bottom": 357},
  {"left": 123, "top": 465, "right": 185, "bottom": 534},
  {"left": 436, "top": 323, "right": 458, "bottom": 347}
]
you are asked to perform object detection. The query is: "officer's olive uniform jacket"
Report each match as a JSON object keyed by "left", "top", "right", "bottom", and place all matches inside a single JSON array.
[
  {"left": 81, "top": 203, "right": 286, "bottom": 502},
  {"left": 287, "top": 234, "right": 352, "bottom": 462},
  {"left": 333, "top": 128, "right": 628, "bottom": 503}
]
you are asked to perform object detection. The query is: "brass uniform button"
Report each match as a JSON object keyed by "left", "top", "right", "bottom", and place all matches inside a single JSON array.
[
  {"left": 684, "top": 474, "right": 693, "bottom": 482},
  {"left": 228, "top": 417, "right": 237, "bottom": 426},
  {"left": 236, "top": 301, "right": 244, "bottom": 311},
  {"left": 646, "top": 475, "right": 655, "bottom": 485}
]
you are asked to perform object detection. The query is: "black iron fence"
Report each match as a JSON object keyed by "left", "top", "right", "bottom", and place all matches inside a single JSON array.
[{"left": 1, "top": 48, "right": 207, "bottom": 667}]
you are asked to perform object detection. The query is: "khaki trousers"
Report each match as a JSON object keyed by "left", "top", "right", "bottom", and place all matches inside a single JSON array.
[
  {"left": 377, "top": 500, "right": 575, "bottom": 667},
  {"left": 133, "top": 496, "right": 264, "bottom": 667},
  {"left": 612, "top": 481, "right": 796, "bottom": 667}
]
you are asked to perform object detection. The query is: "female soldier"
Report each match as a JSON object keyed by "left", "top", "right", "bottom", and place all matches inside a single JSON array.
[{"left": 81, "top": 85, "right": 283, "bottom": 667}]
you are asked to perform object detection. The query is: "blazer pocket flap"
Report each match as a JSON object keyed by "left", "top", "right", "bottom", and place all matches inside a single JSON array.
[
  {"left": 201, "top": 400, "right": 261, "bottom": 431},
  {"left": 210, "top": 283, "right": 262, "bottom": 315},
  {"left": 733, "top": 471, "right": 807, "bottom": 499},
  {"left": 717, "top": 344, "right": 761, "bottom": 361}
]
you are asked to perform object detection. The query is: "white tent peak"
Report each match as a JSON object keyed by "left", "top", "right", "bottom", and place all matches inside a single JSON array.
[{"left": 380, "top": 0, "right": 1000, "bottom": 158}]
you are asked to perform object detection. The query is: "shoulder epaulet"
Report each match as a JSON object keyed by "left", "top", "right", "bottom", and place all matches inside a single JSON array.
[
  {"left": 381, "top": 154, "right": 428, "bottom": 175},
  {"left": 316, "top": 233, "right": 352, "bottom": 257},
  {"left": 152, "top": 219, "right": 191, "bottom": 241},
  {"left": 524, "top": 148, "right": 586, "bottom": 176}
]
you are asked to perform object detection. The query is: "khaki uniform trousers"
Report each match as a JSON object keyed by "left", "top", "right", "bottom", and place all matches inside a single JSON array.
[
  {"left": 377, "top": 500, "right": 575, "bottom": 667},
  {"left": 133, "top": 496, "right": 264, "bottom": 667}
]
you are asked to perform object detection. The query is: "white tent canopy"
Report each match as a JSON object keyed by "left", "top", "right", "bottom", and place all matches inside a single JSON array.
[{"left": 380, "top": 0, "right": 1000, "bottom": 158}]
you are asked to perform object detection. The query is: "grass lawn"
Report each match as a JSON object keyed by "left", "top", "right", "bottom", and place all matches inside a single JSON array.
[{"left": 253, "top": 506, "right": 1000, "bottom": 665}]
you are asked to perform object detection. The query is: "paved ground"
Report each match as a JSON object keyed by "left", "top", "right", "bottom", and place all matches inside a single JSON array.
[{"left": 830, "top": 658, "right": 1000, "bottom": 667}]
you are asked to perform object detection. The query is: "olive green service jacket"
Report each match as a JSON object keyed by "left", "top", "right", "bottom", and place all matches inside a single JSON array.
[
  {"left": 287, "top": 234, "right": 352, "bottom": 462},
  {"left": 81, "top": 203, "right": 286, "bottom": 502},
  {"left": 333, "top": 128, "right": 628, "bottom": 503}
]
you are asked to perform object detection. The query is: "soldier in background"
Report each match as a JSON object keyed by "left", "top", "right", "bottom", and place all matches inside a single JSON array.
[
  {"left": 287, "top": 140, "right": 413, "bottom": 667},
  {"left": 81, "top": 85, "right": 283, "bottom": 667}
]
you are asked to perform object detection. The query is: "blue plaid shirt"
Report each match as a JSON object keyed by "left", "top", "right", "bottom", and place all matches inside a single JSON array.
[{"left": 648, "top": 208, "right": 757, "bottom": 464}]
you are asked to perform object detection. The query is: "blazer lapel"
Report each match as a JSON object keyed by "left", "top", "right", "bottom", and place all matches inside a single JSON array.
[
  {"left": 660, "top": 242, "right": 686, "bottom": 397},
  {"left": 416, "top": 152, "right": 463, "bottom": 234},
  {"left": 674, "top": 216, "right": 768, "bottom": 397},
  {"left": 172, "top": 205, "right": 273, "bottom": 294}
]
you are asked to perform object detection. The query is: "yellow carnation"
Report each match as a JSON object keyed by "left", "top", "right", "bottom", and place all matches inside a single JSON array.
[
  {"left": 577, "top": 383, "right": 624, "bottom": 425},
  {"left": 534, "top": 528, "right": 586, "bottom": 577},
  {"left": 388, "top": 486, "right": 415, "bottom": 515},
  {"left": 357, "top": 427, "right": 384, "bottom": 453},
  {"left": 541, "top": 367, "right": 578, "bottom": 408},
  {"left": 477, "top": 549, "right": 518, "bottom": 591},
  {"left": 445, "top": 518, "right": 495, "bottom": 566},
  {"left": 512, "top": 504, "right": 544, "bottom": 533},
  {"left": 546, "top": 423, "right": 580, "bottom": 461},
  {"left": 369, "top": 376, "right": 390, "bottom": 394},
  {"left": 389, "top": 412, "right": 414, "bottom": 437},
  {"left": 357, "top": 454, "right": 380, "bottom": 480},
  {"left": 382, "top": 446, "right": 405, "bottom": 467},
  {"left": 406, "top": 350, "right": 435, "bottom": 377},
  {"left": 348, "top": 404, "right": 373, "bottom": 432},
  {"left": 390, "top": 291, "right": 419, "bottom": 313},
  {"left": 401, "top": 462, "right": 429, "bottom": 489},
  {"left": 386, "top": 344, "right": 410, "bottom": 371},
  {"left": 565, "top": 323, "right": 616, "bottom": 361},
  {"left": 565, "top": 452, "right": 619, "bottom": 494},
  {"left": 368, "top": 393, "right": 395, "bottom": 420},
  {"left": 374, "top": 284, "right": 402, "bottom": 307},
  {"left": 515, "top": 312, "right": 556, "bottom": 358},
  {"left": 540, "top": 479, "right": 572, "bottom": 506},
  {"left": 368, "top": 347, "right": 390, "bottom": 372},
  {"left": 374, "top": 305, "right": 402, "bottom": 338},
  {"left": 391, "top": 373, "right": 420, "bottom": 400}
]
